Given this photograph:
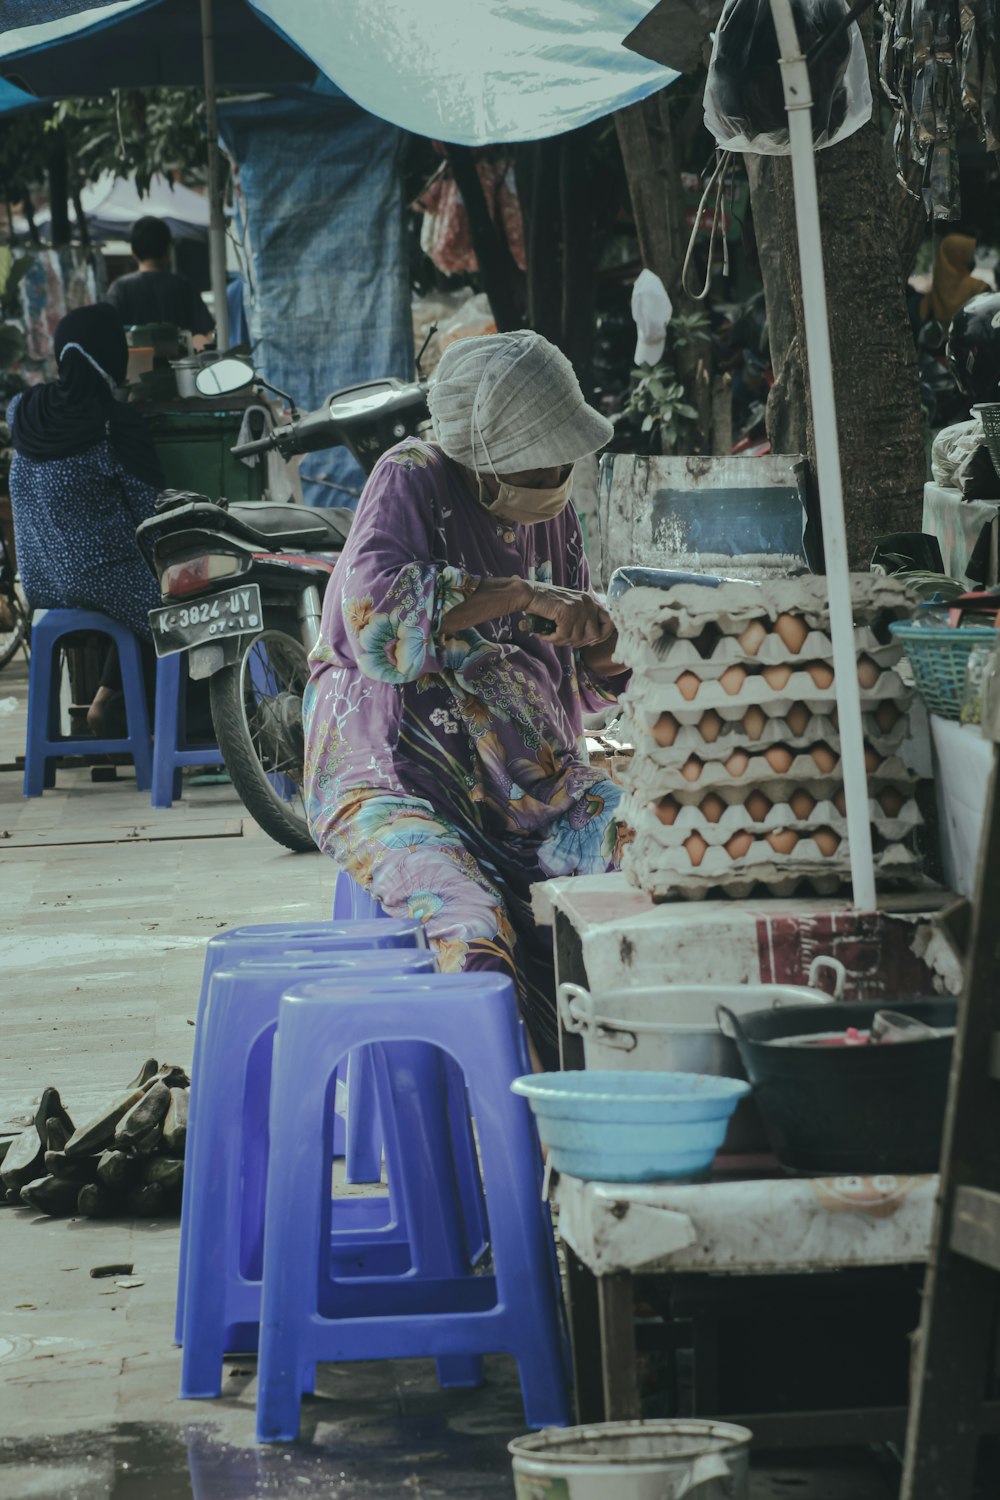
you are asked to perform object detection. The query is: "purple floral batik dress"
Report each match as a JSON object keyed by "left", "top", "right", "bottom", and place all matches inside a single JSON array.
[{"left": 303, "top": 439, "right": 629, "bottom": 1063}]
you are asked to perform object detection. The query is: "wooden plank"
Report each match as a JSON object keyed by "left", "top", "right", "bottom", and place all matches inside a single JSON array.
[
  {"left": 597, "top": 1272, "right": 641, "bottom": 1422},
  {"left": 564, "top": 1248, "right": 606, "bottom": 1426},
  {"left": 990, "top": 1032, "right": 1000, "bottom": 1083},
  {"left": 902, "top": 741, "right": 1000, "bottom": 1500},
  {"left": 951, "top": 1187, "right": 1000, "bottom": 1273},
  {"left": 724, "top": 1402, "right": 1000, "bottom": 1451}
]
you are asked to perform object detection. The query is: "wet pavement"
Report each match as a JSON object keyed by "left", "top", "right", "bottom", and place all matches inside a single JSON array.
[{"left": 0, "top": 661, "right": 937, "bottom": 1498}]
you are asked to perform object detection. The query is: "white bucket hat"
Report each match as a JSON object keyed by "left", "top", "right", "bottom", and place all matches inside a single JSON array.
[{"left": 427, "top": 329, "right": 614, "bottom": 474}]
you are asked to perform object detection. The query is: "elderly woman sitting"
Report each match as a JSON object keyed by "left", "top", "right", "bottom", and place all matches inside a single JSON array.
[{"left": 303, "top": 331, "right": 630, "bottom": 1066}]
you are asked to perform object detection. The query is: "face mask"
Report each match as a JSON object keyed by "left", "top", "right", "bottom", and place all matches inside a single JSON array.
[{"left": 482, "top": 467, "right": 574, "bottom": 526}]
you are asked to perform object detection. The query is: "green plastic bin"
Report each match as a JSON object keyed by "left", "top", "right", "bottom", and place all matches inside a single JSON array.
[{"left": 147, "top": 409, "right": 265, "bottom": 505}]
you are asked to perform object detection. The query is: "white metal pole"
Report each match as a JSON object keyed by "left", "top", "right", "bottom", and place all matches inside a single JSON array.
[
  {"left": 767, "top": 0, "right": 877, "bottom": 910},
  {"left": 200, "top": 0, "right": 230, "bottom": 350}
]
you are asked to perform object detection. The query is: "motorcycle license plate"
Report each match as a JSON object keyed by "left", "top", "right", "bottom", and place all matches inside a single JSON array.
[{"left": 150, "top": 583, "right": 262, "bottom": 657}]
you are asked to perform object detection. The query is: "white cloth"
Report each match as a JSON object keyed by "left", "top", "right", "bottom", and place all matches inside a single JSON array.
[
  {"left": 427, "top": 330, "right": 614, "bottom": 474},
  {"left": 631, "top": 268, "right": 673, "bottom": 366}
]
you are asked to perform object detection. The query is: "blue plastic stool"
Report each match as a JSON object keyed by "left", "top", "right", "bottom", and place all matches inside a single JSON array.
[
  {"left": 152, "top": 651, "right": 224, "bottom": 808},
  {"left": 332, "top": 871, "right": 388, "bottom": 1181},
  {"left": 256, "top": 972, "right": 571, "bottom": 1442},
  {"left": 174, "top": 918, "right": 427, "bottom": 1349},
  {"left": 178, "top": 947, "right": 442, "bottom": 1399},
  {"left": 23, "top": 609, "right": 152, "bottom": 796},
  {"left": 330, "top": 870, "right": 489, "bottom": 1264}
]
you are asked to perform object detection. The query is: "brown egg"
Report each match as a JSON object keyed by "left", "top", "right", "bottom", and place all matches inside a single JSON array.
[
  {"left": 766, "top": 828, "right": 799, "bottom": 856},
  {"left": 789, "top": 789, "right": 816, "bottom": 819},
  {"left": 725, "top": 831, "right": 754, "bottom": 859},
  {"left": 785, "top": 702, "right": 810, "bottom": 738},
  {"left": 764, "top": 745, "right": 794, "bottom": 774},
  {"left": 745, "top": 790, "right": 772, "bottom": 822},
  {"left": 762, "top": 664, "right": 793, "bottom": 691},
  {"left": 700, "top": 792, "right": 727, "bottom": 824},
  {"left": 878, "top": 787, "right": 906, "bottom": 818},
  {"left": 874, "top": 701, "right": 899, "bottom": 734},
  {"left": 864, "top": 746, "right": 882, "bottom": 773},
  {"left": 720, "top": 665, "right": 747, "bottom": 697},
  {"left": 857, "top": 656, "right": 880, "bottom": 690},
  {"left": 677, "top": 671, "right": 701, "bottom": 702},
  {"left": 742, "top": 705, "right": 768, "bottom": 740},
  {"left": 725, "top": 749, "right": 750, "bottom": 778},
  {"left": 681, "top": 757, "right": 703, "bottom": 783},
  {"left": 652, "top": 712, "right": 679, "bottom": 747},
  {"left": 738, "top": 619, "right": 768, "bottom": 656},
  {"left": 685, "top": 831, "right": 709, "bottom": 867},
  {"left": 655, "top": 795, "right": 680, "bottom": 826},
  {"left": 698, "top": 709, "right": 723, "bottom": 744},
  {"left": 807, "top": 662, "right": 835, "bottom": 690},
  {"left": 775, "top": 612, "right": 810, "bottom": 654},
  {"left": 813, "top": 829, "right": 841, "bottom": 857},
  {"left": 833, "top": 788, "right": 847, "bottom": 816},
  {"left": 811, "top": 745, "right": 838, "bottom": 773}
]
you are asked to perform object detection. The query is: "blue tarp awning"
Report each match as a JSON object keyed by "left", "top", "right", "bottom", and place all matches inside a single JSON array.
[{"left": 0, "top": 0, "right": 677, "bottom": 141}]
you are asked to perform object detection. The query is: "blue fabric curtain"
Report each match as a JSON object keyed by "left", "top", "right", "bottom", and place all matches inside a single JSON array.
[{"left": 220, "top": 91, "right": 411, "bottom": 508}]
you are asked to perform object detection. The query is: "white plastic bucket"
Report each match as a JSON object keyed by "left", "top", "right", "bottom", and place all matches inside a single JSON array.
[{"left": 509, "top": 1420, "right": 752, "bottom": 1500}]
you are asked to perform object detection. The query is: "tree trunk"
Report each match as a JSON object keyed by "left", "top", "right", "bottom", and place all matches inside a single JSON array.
[
  {"left": 444, "top": 146, "right": 524, "bottom": 332},
  {"left": 746, "top": 20, "right": 925, "bottom": 567},
  {"left": 47, "top": 133, "right": 71, "bottom": 247}
]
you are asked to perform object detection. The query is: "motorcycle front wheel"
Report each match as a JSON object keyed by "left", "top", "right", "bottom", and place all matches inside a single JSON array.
[
  {"left": 0, "top": 574, "right": 31, "bottom": 670},
  {"left": 209, "top": 628, "right": 316, "bottom": 853}
]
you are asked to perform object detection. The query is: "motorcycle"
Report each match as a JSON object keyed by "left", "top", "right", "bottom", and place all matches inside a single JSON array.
[
  {"left": 0, "top": 529, "right": 30, "bottom": 671},
  {"left": 136, "top": 355, "right": 430, "bottom": 852}
]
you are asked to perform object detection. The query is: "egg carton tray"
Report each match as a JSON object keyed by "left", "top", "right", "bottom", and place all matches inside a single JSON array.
[
  {"left": 610, "top": 574, "right": 920, "bottom": 651},
  {"left": 624, "top": 792, "right": 923, "bottom": 845},
  {"left": 622, "top": 749, "right": 919, "bottom": 804},
  {"left": 620, "top": 672, "right": 914, "bottom": 726},
  {"left": 624, "top": 836, "right": 923, "bottom": 903},
  {"left": 622, "top": 709, "right": 912, "bottom": 763},
  {"left": 617, "top": 626, "right": 904, "bottom": 678},
  {"left": 623, "top": 663, "right": 910, "bottom": 714}
]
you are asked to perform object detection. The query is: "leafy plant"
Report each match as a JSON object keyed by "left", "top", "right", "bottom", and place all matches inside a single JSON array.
[
  {"left": 619, "top": 363, "right": 699, "bottom": 452},
  {"left": 51, "top": 89, "right": 209, "bottom": 196}
]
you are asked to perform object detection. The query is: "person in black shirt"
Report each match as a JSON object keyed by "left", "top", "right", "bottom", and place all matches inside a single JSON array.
[{"left": 104, "top": 216, "right": 215, "bottom": 348}]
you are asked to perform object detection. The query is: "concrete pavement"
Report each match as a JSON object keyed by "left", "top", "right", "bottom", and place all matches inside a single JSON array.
[{"left": 0, "top": 658, "right": 903, "bottom": 1498}]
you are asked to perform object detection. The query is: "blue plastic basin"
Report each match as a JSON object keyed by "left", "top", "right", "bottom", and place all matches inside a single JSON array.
[{"left": 511, "top": 1071, "right": 751, "bottom": 1182}]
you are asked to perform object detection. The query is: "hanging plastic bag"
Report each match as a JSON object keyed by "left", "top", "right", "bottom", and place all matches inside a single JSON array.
[{"left": 703, "top": 0, "right": 873, "bottom": 154}]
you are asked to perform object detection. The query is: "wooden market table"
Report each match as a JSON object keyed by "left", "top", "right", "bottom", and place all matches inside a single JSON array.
[{"left": 533, "top": 873, "right": 989, "bottom": 1447}]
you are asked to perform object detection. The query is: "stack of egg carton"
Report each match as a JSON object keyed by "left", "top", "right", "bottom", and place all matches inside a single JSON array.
[{"left": 610, "top": 575, "right": 925, "bottom": 900}]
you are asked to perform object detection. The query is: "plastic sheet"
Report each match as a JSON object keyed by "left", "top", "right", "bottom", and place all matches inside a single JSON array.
[
  {"left": 249, "top": 0, "right": 679, "bottom": 146},
  {"left": 704, "top": 0, "right": 872, "bottom": 153},
  {"left": 220, "top": 92, "right": 412, "bottom": 508}
]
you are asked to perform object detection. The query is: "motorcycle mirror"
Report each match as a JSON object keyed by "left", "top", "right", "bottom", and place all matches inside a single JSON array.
[{"left": 195, "top": 358, "right": 256, "bottom": 398}]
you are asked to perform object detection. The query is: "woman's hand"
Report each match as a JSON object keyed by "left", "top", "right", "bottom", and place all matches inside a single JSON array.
[{"left": 521, "top": 583, "right": 614, "bottom": 650}]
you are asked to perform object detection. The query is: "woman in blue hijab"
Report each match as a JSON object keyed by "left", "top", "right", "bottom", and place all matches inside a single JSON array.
[{"left": 8, "top": 304, "right": 163, "bottom": 731}]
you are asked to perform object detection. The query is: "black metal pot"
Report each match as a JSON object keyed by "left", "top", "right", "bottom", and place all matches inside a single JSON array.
[{"left": 718, "top": 999, "right": 957, "bottom": 1174}]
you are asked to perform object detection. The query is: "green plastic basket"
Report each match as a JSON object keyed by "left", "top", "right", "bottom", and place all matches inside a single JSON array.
[{"left": 889, "top": 621, "right": 998, "bottom": 720}]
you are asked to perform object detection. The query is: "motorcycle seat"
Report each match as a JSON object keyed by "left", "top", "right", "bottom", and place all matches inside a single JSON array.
[{"left": 225, "top": 504, "right": 353, "bottom": 550}]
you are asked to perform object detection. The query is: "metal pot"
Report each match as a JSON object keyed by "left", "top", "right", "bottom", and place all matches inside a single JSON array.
[
  {"left": 170, "top": 351, "right": 230, "bottom": 400},
  {"left": 719, "top": 996, "right": 956, "bottom": 1173},
  {"left": 557, "top": 959, "right": 843, "bottom": 1155}
]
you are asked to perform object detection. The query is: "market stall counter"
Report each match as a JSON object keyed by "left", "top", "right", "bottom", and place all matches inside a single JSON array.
[{"left": 534, "top": 873, "right": 975, "bottom": 1447}]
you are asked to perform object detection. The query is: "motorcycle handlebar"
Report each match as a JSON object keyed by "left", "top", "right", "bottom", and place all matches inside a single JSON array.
[{"left": 230, "top": 433, "right": 277, "bottom": 458}]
